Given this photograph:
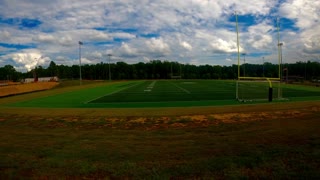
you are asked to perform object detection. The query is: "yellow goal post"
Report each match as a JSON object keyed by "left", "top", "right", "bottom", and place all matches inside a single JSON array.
[{"left": 236, "top": 77, "right": 281, "bottom": 102}]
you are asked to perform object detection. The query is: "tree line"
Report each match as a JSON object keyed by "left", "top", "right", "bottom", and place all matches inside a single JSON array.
[{"left": 1, "top": 60, "right": 320, "bottom": 82}]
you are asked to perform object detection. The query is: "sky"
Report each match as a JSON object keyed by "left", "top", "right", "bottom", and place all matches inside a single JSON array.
[{"left": 0, "top": 0, "right": 319, "bottom": 72}]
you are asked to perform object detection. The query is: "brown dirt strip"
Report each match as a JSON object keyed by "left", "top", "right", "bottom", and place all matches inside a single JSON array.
[{"left": 0, "top": 82, "right": 59, "bottom": 97}]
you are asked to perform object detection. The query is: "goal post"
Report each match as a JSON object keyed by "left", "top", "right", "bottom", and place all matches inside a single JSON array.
[
  {"left": 236, "top": 77, "right": 281, "bottom": 102},
  {"left": 234, "top": 12, "right": 284, "bottom": 102}
]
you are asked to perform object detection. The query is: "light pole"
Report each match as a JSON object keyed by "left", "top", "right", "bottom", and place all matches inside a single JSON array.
[
  {"left": 79, "top": 41, "right": 83, "bottom": 85},
  {"left": 235, "top": 11, "right": 240, "bottom": 80},
  {"left": 278, "top": 42, "right": 283, "bottom": 81},
  {"left": 235, "top": 11, "right": 240, "bottom": 100},
  {"left": 242, "top": 53, "right": 246, "bottom": 77},
  {"left": 304, "top": 61, "right": 307, "bottom": 80},
  {"left": 171, "top": 62, "right": 173, "bottom": 78},
  {"left": 107, "top": 54, "right": 112, "bottom": 81},
  {"left": 262, "top": 57, "right": 265, "bottom": 77}
]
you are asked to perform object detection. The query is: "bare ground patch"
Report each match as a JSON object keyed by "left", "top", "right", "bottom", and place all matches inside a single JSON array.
[{"left": 0, "top": 82, "right": 59, "bottom": 97}]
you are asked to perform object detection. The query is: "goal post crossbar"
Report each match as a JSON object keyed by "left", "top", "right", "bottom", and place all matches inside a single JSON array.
[
  {"left": 238, "top": 76, "right": 280, "bottom": 81},
  {"left": 236, "top": 77, "right": 281, "bottom": 101}
]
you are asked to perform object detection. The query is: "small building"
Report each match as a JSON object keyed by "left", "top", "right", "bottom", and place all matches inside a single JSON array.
[{"left": 24, "top": 76, "right": 59, "bottom": 83}]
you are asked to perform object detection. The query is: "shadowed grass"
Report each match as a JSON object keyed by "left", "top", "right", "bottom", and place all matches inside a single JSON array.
[{"left": 0, "top": 111, "right": 319, "bottom": 179}]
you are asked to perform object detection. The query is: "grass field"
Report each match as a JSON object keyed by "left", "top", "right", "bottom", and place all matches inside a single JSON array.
[
  {"left": 3, "top": 80, "right": 320, "bottom": 108},
  {"left": 0, "top": 80, "right": 320, "bottom": 178},
  {"left": 0, "top": 106, "right": 320, "bottom": 179}
]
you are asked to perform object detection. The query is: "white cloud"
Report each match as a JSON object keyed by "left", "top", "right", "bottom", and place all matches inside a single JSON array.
[
  {"left": 0, "top": 30, "right": 11, "bottom": 40},
  {"left": 301, "top": 24, "right": 320, "bottom": 54},
  {"left": 0, "top": 0, "right": 319, "bottom": 70},
  {"left": 34, "top": 34, "right": 55, "bottom": 43},
  {"left": 180, "top": 41, "right": 192, "bottom": 51},
  {"left": 145, "top": 37, "right": 171, "bottom": 56},
  {"left": 58, "top": 35, "right": 74, "bottom": 46},
  {"left": 279, "top": 0, "right": 320, "bottom": 29},
  {"left": 210, "top": 39, "right": 238, "bottom": 53},
  {"left": 247, "top": 23, "right": 273, "bottom": 49},
  {"left": 112, "top": 32, "right": 136, "bottom": 40},
  {"left": 116, "top": 42, "right": 139, "bottom": 57},
  {"left": 7, "top": 50, "right": 49, "bottom": 71},
  {"left": 90, "top": 31, "right": 110, "bottom": 41}
]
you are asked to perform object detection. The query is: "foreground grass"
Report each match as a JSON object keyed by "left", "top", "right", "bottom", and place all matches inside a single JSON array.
[{"left": 0, "top": 110, "right": 320, "bottom": 179}]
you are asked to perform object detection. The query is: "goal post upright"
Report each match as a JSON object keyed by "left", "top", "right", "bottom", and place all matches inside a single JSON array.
[
  {"left": 277, "top": 17, "right": 282, "bottom": 99},
  {"left": 234, "top": 13, "right": 283, "bottom": 102},
  {"left": 235, "top": 11, "right": 240, "bottom": 100}
]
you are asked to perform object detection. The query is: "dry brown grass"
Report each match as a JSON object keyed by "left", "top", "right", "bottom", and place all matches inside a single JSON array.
[{"left": 0, "top": 82, "right": 58, "bottom": 97}]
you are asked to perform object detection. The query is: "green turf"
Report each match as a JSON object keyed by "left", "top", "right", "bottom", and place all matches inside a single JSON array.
[
  {"left": 5, "top": 80, "right": 320, "bottom": 108},
  {"left": 90, "top": 80, "right": 236, "bottom": 103}
]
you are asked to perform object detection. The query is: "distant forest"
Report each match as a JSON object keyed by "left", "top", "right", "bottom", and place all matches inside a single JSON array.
[{"left": 1, "top": 60, "right": 320, "bottom": 82}]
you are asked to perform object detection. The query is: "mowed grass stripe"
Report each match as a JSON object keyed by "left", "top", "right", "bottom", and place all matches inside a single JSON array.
[
  {"left": 86, "top": 81, "right": 145, "bottom": 103},
  {"left": 168, "top": 81, "right": 191, "bottom": 94},
  {"left": 91, "top": 80, "right": 236, "bottom": 103},
  {"left": 91, "top": 80, "right": 188, "bottom": 103},
  {"left": 8, "top": 81, "right": 142, "bottom": 108},
  {"left": 5, "top": 80, "right": 320, "bottom": 108}
]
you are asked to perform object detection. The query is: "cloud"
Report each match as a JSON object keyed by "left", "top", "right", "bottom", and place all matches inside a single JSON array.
[
  {"left": 180, "top": 41, "right": 192, "bottom": 51},
  {"left": 301, "top": 25, "right": 320, "bottom": 54},
  {"left": 247, "top": 22, "right": 273, "bottom": 49},
  {"left": 58, "top": 35, "right": 74, "bottom": 46},
  {"left": 6, "top": 50, "right": 49, "bottom": 71},
  {"left": 210, "top": 39, "right": 238, "bottom": 53},
  {"left": 89, "top": 31, "right": 110, "bottom": 41},
  {"left": 112, "top": 32, "right": 136, "bottom": 40},
  {"left": 0, "top": 0, "right": 319, "bottom": 70},
  {"left": 279, "top": 0, "right": 320, "bottom": 29},
  {"left": 0, "top": 30, "right": 11, "bottom": 39},
  {"left": 145, "top": 37, "right": 171, "bottom": 57},
  {"left": 116, "top": 42, "right": 139, "bottom": 58},
  {"left": 34, "top": 34, "right": 55, "bottom": 43}
]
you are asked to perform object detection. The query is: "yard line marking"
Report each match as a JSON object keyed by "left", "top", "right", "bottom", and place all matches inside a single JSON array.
[
  {"left": 85, "top": 81, "right": 145, "bottom": 104},
  {"left": 144, "top": 80, "right": 157, "bottom": 92},
  {"left": 169, "top": 81, "right": 191, "bottom": 94}
]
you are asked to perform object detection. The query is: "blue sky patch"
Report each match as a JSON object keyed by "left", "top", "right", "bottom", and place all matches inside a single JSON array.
[
  {"left": 0, "top": 43, "right": 36, "bottom": 50},
  {"left": 109, "top": 28, "right": 138, "bottom": 33},
  {"left": 19, "top": 18, "right": 42, "bottom": 29},
  {"left": 279, "top": 17, "right": 299, "bottom": 32},
  {"left": 91, "top": 41, "right": 114, "bottom": 46},
  {"left": 139, "top": 33, "right": 159, "bottom": 38},
  {"left": 94, "top": 27, "right": 107, "bottom": 31},
  {"left": 0, "top": 17, "right": 19, "bottom": 25},
  {"left": 113, "top": 38, "right": 131, "bottom": 42},
  {"left": 0, "top": 17, "right": 41, "bottom": 29}
]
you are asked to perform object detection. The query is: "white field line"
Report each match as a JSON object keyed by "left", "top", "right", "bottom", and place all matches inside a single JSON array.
[
  {"left": 144, "top": 81, "right": 157, "bottom": 92},
  {"left": 170, "top": 81, "right": 191, "bottom": 94},
  {"left": 85, "top": 81, "right": 144, "bottom": 103}
]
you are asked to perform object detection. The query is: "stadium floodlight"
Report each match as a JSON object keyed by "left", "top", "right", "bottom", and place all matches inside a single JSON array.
[
  {"left": 107, "top": 54, "right": 112, "bottom": 81},
  {"left": 262, "top": 57, "right": 265, "bottom": 77},
  {"left": 33, "top": 57, "right": 41, "bottom": 82},
  {"left": 278, "top": 42, "right": 283, "bottom": 80},
  {"left": 79, "top": 41, "right": 83, "bottom": 85}
]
